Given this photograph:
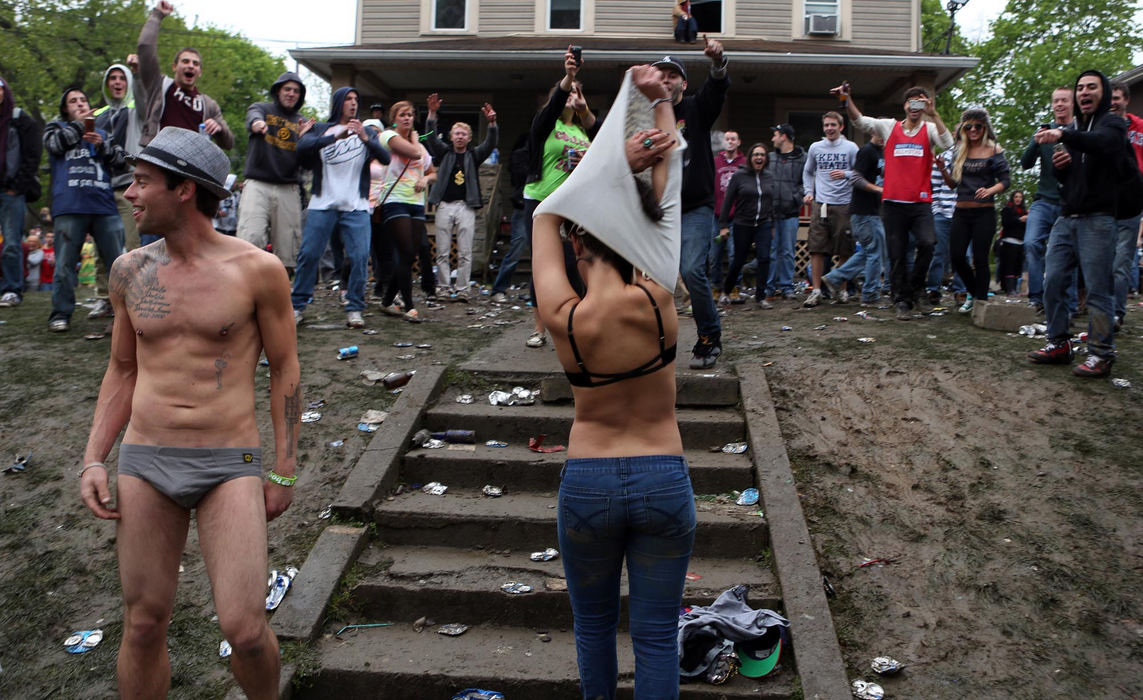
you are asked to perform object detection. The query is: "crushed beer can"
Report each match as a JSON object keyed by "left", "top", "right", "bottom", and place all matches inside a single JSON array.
[
  {"left": 219, "top": 640, "right": 232, "bottom": 658},
  {"left": 488, "top": 390, "right": 513, "bottom": 405},
  {"left": 301, "top": 411, "right": 322, "bottom": 423},
  {"left": 857, "top": 337, "right": 875, "bottom": 343},
  {"left": 1112, "top": 378, "right": 1131, "bottom": 388},
  {"left": 416, "top": 343, "right": 433, "bottom": 349},
  {"left": 482, "top": 485, "right": 503, "bottom": 497},
  {"left": 1018, "top": 323, "right": 1047, "bottom": 337},
  {"left": 318, "top": 505, "right": 333, "bottom": 519},
  {"left": 422, "top": 481, "right": 448, "bottom": 495},
  {"left": 781, "top": 326, "right": 793, "bottom": 331},
  {"left": 530, "top": 548, "right": 559, "bottom": 562},
  {"left": 456, "top": 394, "right": 475, "bottom": 404},
  {"left": 814, "top": 324, "right": 827, "bottom": 331},
  {"left": 735, "top": 488, "right": 759, "bottom": 506},
  {"left": 5, "top": 453, "right": 29, "bottom": 473},
  {"left": 423, "top": 439, "right": 447, "bottom": 449},
  {"left": 500, "top": 581, "right": 533, "bottom": 594},
  {"left": 337, "top": 346, "right": 358, "bottom": 360},
  {"left": 855, "top": 310, "right": 871, "bottom": 319},
  {"left": 358, "top": 422, "right": 380, "bottom": 433},
  {"left": 509, "top": 387, "right": 536, "bottom": 405},
  {"left": 396, "top": 354, "right": 416, "bottom": 360},
  {"left": 393, "top": 341, "right": 413, "bottom": 347},
  {"left": 63, "top": 629, "right": 103, "bottom": 654},
  {"left": 832, "top": 316, "right": 848, "bottom": 322},
  {"left": 721, "top": 442, "right": 748, "bottom": 454},
  {"left": 450, "top": 690, "right": 505, "bottom": 700},
  {"left": 328, "top": 440, "right": 344, "bottom": 448},
  {"left": 265, "top": 566, "right": 299, "bottom": 611},
  {"left": 437, "top": 623, "right": 469, "bottom": 636},
  {"left": 852, "top": 679, "right": 885, "bottom": 699},
  {"left": 362, "top": 329, "right": 378, "bottom": 335},
  {"left": 871, "top": 656, "right": 904, "bottom": 675},
  {"left": 485, "top": 440, "right": 508, "bottom": 448}
]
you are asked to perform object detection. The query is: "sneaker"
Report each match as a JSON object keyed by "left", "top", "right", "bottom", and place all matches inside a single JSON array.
[
  {"left": 48, "top": 318, "right": 69, "bottom": 332},
  {"left": 958, "top": 296, "right": 974, "bottom": 314},
  {"left": 1028, "top": 340, "right": 1074, "bottom": 364},
  {"left": 781, "top": 290, "right": 796, "bottom": 300},
  {"left": 689, "top": 334, "right": 722, "bottom": 369},
  {"left": 718, "top": 294, "right": 731, "bottom": 306},
  {"left": 757, "top": 299, "right": 773, "bottom": 310},
  {"left": 729, "top": 288, "right": 745, "bottom": 305},
  {"left": 953, "top": 292, "right": 968, "bottom": 305},
  {"left": 526, "top": 331, "right": 546, "bottom": 348},
  {"left": 1030, "top": 301, "right": 1045, "bottom": 315},
  {"left": 339, "top": 289, "right": 349, "bottom": 306},
  {"left": 346, "top": 311, "right": 365, "bottom": 328},
  {"left": 895, "top": 301, "right": 913, "bottom": 320},
  {"left": 293, "top": 308, "right": 304, "bottom": 325},
  {"left": 1073, "top": 354, "right": 1114, "bottom": 378},
  {"left": 87, "top": 299, "right": 114, "bottom": 319},
  {"left": 452, "top": 290, "right": 469, "bottom": 303},
  {"left": 1114, "top": 314, "right": 1124, "bottom": 332},
  {"left": 491, "top": 292, "right": 509, "bottom": 304},
  {"left": 820, "top": 277, "right": 848, "bottom": 304},
  {"left": 803, "top": 289, "right": 823, "bottom": 308},
  {"left": 381, "top": 304, "right": 404, "bottom": 318},
  {"left": 0, "top": 292, "right": 20, "bottom": 307},
  {"left": 426, "top": 293, "right": 439, "bottom": 302},
  {"left": 403, "top": 309, "right": 421, "bottom": 323},
  {"left": 859, "top": 300, "right": 880, "bottom": 308}
]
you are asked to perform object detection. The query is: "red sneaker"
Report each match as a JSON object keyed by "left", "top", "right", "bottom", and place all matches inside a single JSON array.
[
  {"left": 1027, "top": 340, "right": 1073, "bottom": 364},
  {"left": 1072, "top": 354, "right": 1114, "bottom": 378}
]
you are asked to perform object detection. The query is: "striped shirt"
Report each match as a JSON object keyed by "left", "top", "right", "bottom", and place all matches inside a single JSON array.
[{"left": 930, "top": 150, "right": 956, "bottom": 218}]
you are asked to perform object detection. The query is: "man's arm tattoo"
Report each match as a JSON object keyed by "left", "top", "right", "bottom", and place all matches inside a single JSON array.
[{"left": 284, "top": 384, "right": 301, "bottom": 458}]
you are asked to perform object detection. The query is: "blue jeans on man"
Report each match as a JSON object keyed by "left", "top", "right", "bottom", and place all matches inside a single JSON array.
[
  {"left": 1113, "top": 213, "right": 1141, "bottom": 321},
  {"left": 708, "top": 225, "right": 741, "bottom": 290},
  {"left": 926, "top": 212, "right": 966, "bottom": 294},
  {"left": 1025, "top": 199, "right": 1060, "bottom": 306},
  {"left": 765, "top": 216, "right": 799, "bottom": 296},
  {"left": 51, "top": 213, "right": 124, "bottom": 322},
  {"left": 491, "top": 208, "right": 527, "bottom": 295},
  {"left": 681, "top": 206, "right": 721, "bottom": 339},
  {"left": 0, "top": 192, "right": 28, "bottom": 298},
  {"left": 824, "top": 214, "right": 883, "bottom": 302},
  {"left": 291, "top": 209, "right": 370, "bottom": 312},
  {"left": 1044, "top": 214, "right": 1116, "bottom": 358},
  {"left": 558, "top": 455, "right": 696, "bottom": 699}
]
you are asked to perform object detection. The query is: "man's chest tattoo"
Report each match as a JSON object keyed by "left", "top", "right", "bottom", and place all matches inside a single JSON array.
[{"left": 113, "top": 246, "right": 172, "bottom": 319}]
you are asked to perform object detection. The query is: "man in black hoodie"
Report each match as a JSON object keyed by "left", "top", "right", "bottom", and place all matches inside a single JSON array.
[
  {"left": 238, "top": 72, "right": 314, "bottom": 273},
  {"left": 1028, "top": 70, "right": 1125, "bottom": 377},
  {"left": 0, "top": 75, "right": 44, "bottom": 308},
  {"left": 652, "top": 37, "right": 729, "bottom": 369}
]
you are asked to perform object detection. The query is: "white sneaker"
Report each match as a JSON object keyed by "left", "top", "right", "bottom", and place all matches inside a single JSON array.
[
  {"left": 293, "top": 308, "right": 304, "bottom": 325},
  {"left": 48, "top": 318, "right": 69, "bottom": 332},
  {"left": 87, "top": 298, "right": 114, "bottom": 319},
  {"left": 491, "top": 292, "right": 509, "bottom": 304},
  {"left": 958, "top": 296, "right": 974, "bottom": 314},
  {"left": 0, "top": 292, "right": 20, "bottom": 307},
  {"left": 346, "top": 311, "right": 364, "bottom": 328},
  {"left": 821, "top": 277, "right": 848, "bottom": 304},
  {"left": 525, "top": 331, "right": 546, "bottom": 348},
  {"left": 803, "top": 288, "right": 823, "bottom": 307}
]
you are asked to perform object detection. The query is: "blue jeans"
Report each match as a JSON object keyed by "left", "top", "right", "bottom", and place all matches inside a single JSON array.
[
  {"left": 1045, "top": 214, "right": 1116, "bottom": 357},
  {"left": 825, "top": 213, "right": 883, "bottom": 301},
  {"left": 724, "top": 221, "right": 771, "bottom": 301},
  {"left": 491, "top": 208, "right": 527, "bottom": 294},
  {"left": 558, "top": 455, "right": 696, "bottom": 700},
  {"left": 708, "top": 225, "right": 739, "bottom": 289},
  {"left": 926, "top": 213, "right": 966, "bottom": 293},
  {"left": 1113, "top": 214, "right": 1141, "bottom": 319},
  {"left": 680, "top": 207, "right": 720, "bottom": 338},
  {"left": 292, "top": 209, "right": 370, "bottom": 312},
  {"left": 51, "top": 213, "right": 124, "bottom": 321},
  {"left": 1025, "top": 199, "right": 1060, "bottom": 305},
  {"left": 765, "top": 216, "right": 799, "bottom": 295},
  {"left": 0, "top": 192, "right": 27, "bottom": 297}
]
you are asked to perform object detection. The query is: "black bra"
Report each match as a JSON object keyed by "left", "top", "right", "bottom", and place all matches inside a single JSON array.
[{"left": 564, "top": 284, "right": 677, "bottom": 388}]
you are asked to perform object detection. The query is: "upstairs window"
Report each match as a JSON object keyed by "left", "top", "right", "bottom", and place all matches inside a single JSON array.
[
  {"left": 804, "top": 0, "right": 840, "bottom": 36},
  {"left": 549, "top": 0, "right": 581, "bottom": 30},
  {"left": 691, "top": 0, "right": 722, "bottom": 34},
  {"left": 434, "top": 0, "right": 467, "bottom": 30}
]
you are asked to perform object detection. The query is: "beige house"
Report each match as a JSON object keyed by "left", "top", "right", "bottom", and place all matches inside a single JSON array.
[{"left": 291, "top": 0, "right": 977, "bottom": 279}]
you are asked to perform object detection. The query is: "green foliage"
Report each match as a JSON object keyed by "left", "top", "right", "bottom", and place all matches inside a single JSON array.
[
  {"left": 920, "top": 0, "right": 972, "bottom": 128},
  {"left": 0, "top": 0, "right": 286, "bottom": 179}
]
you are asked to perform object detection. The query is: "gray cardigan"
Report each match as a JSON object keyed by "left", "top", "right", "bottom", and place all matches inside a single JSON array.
[{"left": 423, "top": 118, "right": 498, "bottom": 209}]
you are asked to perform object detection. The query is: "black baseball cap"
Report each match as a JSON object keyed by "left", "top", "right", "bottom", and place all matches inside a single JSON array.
[
  {"left": 651, "top": 56, "right": 687, "bottom": 82},
  {"left": 771, "top": 123, "right": 796, "bottom": 139}
]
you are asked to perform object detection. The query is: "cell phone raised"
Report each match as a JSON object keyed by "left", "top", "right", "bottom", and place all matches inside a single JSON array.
[{"left": 570, "top": 46, "right": 582, "bottom": 67}]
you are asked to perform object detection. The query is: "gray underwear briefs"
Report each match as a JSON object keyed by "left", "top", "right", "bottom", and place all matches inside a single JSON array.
[{"left": 118, "top": 444, "right": 263, "bottom": 509}]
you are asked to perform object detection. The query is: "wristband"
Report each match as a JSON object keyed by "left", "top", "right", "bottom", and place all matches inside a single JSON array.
[
  {"left": 649, "top": 97, "right": 672, "bottom": 111},
  {"left": 268, "top": 471, "right": 297, "bottom": 487},
  {"left": 79, "top": 462, "right": 105, "bottom": 479}
]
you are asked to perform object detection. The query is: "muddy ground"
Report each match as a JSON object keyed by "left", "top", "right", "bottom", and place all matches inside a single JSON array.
[{"left": 1, "top": 280, "right": 1140, "bottom": 699}]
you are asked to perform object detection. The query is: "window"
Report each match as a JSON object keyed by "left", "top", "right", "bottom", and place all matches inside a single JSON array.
[
  {"left": 804, "top": 0, "right": 839, "bottom": 36},
  {"left": 434, "top": 0, "right": 467, "bottom": 30},
  {"left": 549, "top": 0, "right": 581, "bottom": 30},
  {"left": 690, "top": 0, "right": 721, "bottom": 34}
]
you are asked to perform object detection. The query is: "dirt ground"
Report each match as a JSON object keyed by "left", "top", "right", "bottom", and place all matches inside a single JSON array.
[{"left": 1, "top": 279, "right": 1141, "bottom": 699}]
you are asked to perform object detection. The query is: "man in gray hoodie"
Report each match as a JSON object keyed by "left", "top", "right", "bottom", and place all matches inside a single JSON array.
[{"left": 802, "top": 111, "right": 857, "bottom": 307}]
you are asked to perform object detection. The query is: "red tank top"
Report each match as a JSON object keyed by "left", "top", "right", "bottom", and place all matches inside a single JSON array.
[{"left": 883, "top": 121, "right": 933, "bottom": 203}]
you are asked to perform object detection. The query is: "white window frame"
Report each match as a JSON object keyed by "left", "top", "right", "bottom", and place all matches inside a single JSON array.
[
  {"left": 791, "top": 0, "right": 851, "bottom": 41},
  {"left": 534, "top": 0, "right": 594, "bottom": 33},
  {"left": 422, "top": 0, "right": 479, "bottom": 34}
]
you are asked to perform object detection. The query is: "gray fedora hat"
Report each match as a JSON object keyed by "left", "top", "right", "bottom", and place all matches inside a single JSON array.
[{"left": 128, "top": 127, "right": 232, "bottom": 199}]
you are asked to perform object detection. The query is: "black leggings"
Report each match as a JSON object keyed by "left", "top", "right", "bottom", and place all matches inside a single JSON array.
[
  {"left": 370, "top": 216, "right": 394, "bottom": 297},
  {"left": 383, "top": 216, "right": 427, "bottom": 311},
  {"left": 950, "top": 206, "right": 996, "bottom": 301},
  {"left": 996, "top": 240, "right": 1024, "bottom": 293},
  {"left": 723, "top": 222, "right": 772, "bottom": 301}
]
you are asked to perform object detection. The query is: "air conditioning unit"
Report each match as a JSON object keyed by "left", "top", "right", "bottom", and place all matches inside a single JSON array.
[{"left": 807, "top": 13, "right": 839, "bottom": 36}]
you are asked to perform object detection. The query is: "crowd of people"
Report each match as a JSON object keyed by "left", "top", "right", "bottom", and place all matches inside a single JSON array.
[{"left": 0, "top": 1, "right": 1138, "bottom": 696}]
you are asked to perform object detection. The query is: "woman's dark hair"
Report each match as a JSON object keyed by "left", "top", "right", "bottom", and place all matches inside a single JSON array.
[
  {"left": 747, "top": 143, "right": 768, "bottom": 171},
  {"left": 1008, "top": 190, "right": 1025, "bottom": 207},
  {"left": 568, "top": 224, "right": 634, "bottom": 283},
  {"left": 162, "top": 170, "right": 222, "bottom": 219}
]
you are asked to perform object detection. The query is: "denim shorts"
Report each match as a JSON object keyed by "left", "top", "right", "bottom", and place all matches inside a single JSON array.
[{"left": 380, "top": 201, "right": 425, "bottom": 223}]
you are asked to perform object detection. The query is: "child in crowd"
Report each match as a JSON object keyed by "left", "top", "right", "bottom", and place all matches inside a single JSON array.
[
  {"left": 23, "top": 232, "right": 43, "bottom": 292},
  {"left": 40, "top": 231, "right": 56, "bottom": 291},
  {"left": 78, "top": 234, "right": 96, "bottom": 287}
]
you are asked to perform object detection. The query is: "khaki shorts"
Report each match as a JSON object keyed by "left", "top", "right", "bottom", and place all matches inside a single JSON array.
[
  {"left": 237, "top": 179, "right": 302, "bottom": 268},
  {"left": 807, "top": 201, "right": 855, "bottom": 257}
]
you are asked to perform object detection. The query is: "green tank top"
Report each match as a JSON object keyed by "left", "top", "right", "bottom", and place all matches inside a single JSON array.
[{"left": 523, "top": 121, "right": 591, "bottom": 202}]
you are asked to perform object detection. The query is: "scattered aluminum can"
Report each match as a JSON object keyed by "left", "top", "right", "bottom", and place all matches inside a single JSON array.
[
  {"left": 318, "top": 505, "right": 333, "bottom": 519},
  {"left": 1018, "top": 324, "right": 1047, "bottom": 336},
  {"left": 450, "top": 690, "right": 505, "bottom": 700},
  {"left": 422, "top": 481, "right": 448, "bottom": 495},
  {"left": 482, "top": 485, "right": 503, "bottom": 497},
  {"left": 437, "top": 623, "right": 469, "bottom": 636},
  {"left": 510, "top": 387, "right": 536, "bottom": 405},
  {"left": 871, "top": 656, "right": 904, "bottom": 675},
  {"left": 456, "top": 394, "right": 475, "bottom": 404},
  {"left": 265, "top": 566, "right": 299, "bottom": 611},
  {"left": 685, "top": 572, "right": 702, "bottom": 581},
  {"left": 928, "top": 310, "right": 948, "bottom": 317},
  {"left": 736, "top": 488, "right": 759, "bottom": 506},
  {"left": 781, "top": 326, "right": 793, "bottom": 331},
  {"left": 855, "top": 311, "right": 871, "bottom": 319},
  {"left": 721, "top": 442, "right": 748, "bottom": 454},
  {"left": 63, "top": 629, "right": 103, "bottom": 654},
  {"left": 485, "top": 440, "right": 508, "bottom": 448},
  {"left": 416, "top": 343, "right": 433, "bottom": 349},
  {"left": 814, "top": 324, "right": 827, "bottom": 331},
  {"left": 500, "top": 581, "right": 533, "bottom": 594},
  {"left": 1112, "top": 378, "right": 1131, "bottom": 388},
  {"left": 832, "top": 316, "right": 848, "bottom": 322},
  {"left": 309, "top": 399, "right": 327, "bottom": 409},
  {"left": 488, "top": 390, "right": 513, "bottom": 406},
  {"left": 852, "top": 680, "right": 885, "bottom": 699},
  {"left": 358, "top": 422, "right": 379, "bottom": 433},
  {"left": 396, "top": 354, "right": 416, "bottom": 360},
  {"left": 393, "top": 341, "right": 413, "bottom": 347},
  {"left": 219, "top": 640, "right": 232, "bottom": 658},
  {"left": 362, "top": 329, "right": 379, "bottom": 335},
  {"left": 530, "top": 548, "right": 559, "bottom": 562},
  {"left": 423, "top": 439, "right": 447, "bottom": 449},
  {"left": 857, "top": 337, "right": 875, "bottom": 343},
  {"left": 301, "top": 411, "right": 322, "bottom": 423},
  {"left": 328, "top": 440, "right": 344, "bottom": 447},
  {"left": 337, "top": 346, "right": 358, "bottom": 360}
]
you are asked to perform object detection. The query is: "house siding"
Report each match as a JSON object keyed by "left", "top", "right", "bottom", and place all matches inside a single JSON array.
[
  {"left": 361, "top": 0, "right": 421, "bottom": 40},
  {"left": 850, "top": 0, "right": 912, "bottom": 48},
  {"left": 594, "top": 0, "right": 673, "bottom": 36},
  {"left": 737, "top": 0, "right": 792, "bottom": 40},
  {"left": 481, "top": 0, "right": 534, "bottom": 34}
]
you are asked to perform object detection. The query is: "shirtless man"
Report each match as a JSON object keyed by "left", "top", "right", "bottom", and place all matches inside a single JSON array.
[{"left": 79, "top": 127, "right": 300, "bottom": 699}]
